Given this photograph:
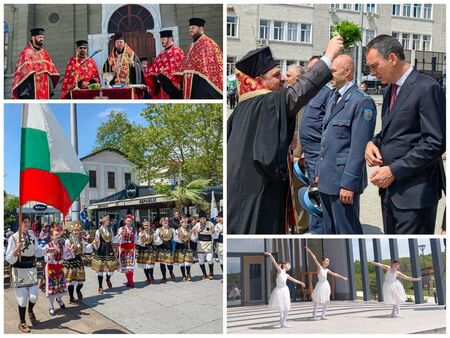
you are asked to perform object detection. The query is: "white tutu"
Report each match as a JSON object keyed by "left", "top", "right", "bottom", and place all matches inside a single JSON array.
[
  {"left": 311, "top": 267, "right": 331, "bottom": 304},
  {"left": 383, "top": 270, "right": 407, "bottom": 305},
  {"left": 268, "top": 269, "right": 291, "bottom": 312}
]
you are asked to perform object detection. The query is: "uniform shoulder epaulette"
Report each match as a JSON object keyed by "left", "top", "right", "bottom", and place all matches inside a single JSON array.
[{"left": 356, "top": 88, "right": 369, "bottom": 97}]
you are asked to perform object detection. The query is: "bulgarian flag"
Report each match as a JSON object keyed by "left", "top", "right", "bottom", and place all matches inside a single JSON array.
[{"left": 20, "top": 104, "right": 89, "bottom": 214}]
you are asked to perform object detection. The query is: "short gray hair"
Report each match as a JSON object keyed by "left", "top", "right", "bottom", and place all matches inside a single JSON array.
[{"left": 287, "top": 64, "right": 305, "bottom": 77}]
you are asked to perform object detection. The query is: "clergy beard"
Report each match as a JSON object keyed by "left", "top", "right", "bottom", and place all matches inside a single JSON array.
[
  {"left": 192, "top": 33, "right": 203, "bottom": 42},
  {"left": 115, "top": 47, "right": 124, "bottom": 54},
  {"left": 165, "top": 43, "right": 174, "bottom": 50},
  {"left": 31, "top": 39, "right": 43, "bottom": 50}
]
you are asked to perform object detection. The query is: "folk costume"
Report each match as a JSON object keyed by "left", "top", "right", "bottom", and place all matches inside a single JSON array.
[
  {"left": 176, "top": 18, "right": 223, "bottom": 99},
  {"left": 174, "top": 225, "right": 194, "bottom": 281},
  {"left": 12, "top": 28, "right": 60, "bottom": 99},
  {"left": 6, "top": 228, "right": 47, "bottom": 332},
  {"left": 155, "top": 222, "right": 176, "bottom": 283},
  {"left": 191, "top": 212, "right": 215, "bottom": 280},
  {"left": 137, "top": 220, "right": 157, "bottom": 284},
  {"left": 117, "top": 218, "right": 138, "bottom": 288},
  {"left": 145, "top": 30, "right": 185, "bottom": 99},
  {"left": 60, "top": 40, "right": 100, "bottom": 98}
]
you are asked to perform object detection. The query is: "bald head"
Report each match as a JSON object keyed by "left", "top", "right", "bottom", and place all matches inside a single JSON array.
[{"left": 330, "top": 54, "right": 354, "bottom": 89}]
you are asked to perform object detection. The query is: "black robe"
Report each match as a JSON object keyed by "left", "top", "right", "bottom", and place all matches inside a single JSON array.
[
  {"left": 227, "top": 59, "right": 332, "bottom": 234},
  {"left": 102, "top": 49, "right": 145, "bottom": 86}
]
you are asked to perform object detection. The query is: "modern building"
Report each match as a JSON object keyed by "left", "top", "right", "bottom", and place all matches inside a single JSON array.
[
  {"left": 4, "top": 3, "right": 223, "bottom": 98},
  {"left": 227, "top": 4, "right": 445, "bottom": 84},
  {"left": 79, "top": 148, "right": 136, "bottom": 212},
  {"left": 227, "top": 238, "right": 446, "bottom": 308}
]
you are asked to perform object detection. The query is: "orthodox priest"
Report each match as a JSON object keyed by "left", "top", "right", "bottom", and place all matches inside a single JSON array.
[
  {"left": 176, "top": 18, "right": 223, "bottom": 99},
  {"left": 60, "top": 40, "right": 100, "bottom": 99},
  {"left": 145, "top": 30, "right": 185, "bottom": 99},
  {"left": 227, "top": 36, "right": 344, "bottom": 234},
  {"left": 11, "top": 28, "right": 60, "bottom": 99},
  {"left": 103, "top": 33, "right": 144, "bottom": 86}
]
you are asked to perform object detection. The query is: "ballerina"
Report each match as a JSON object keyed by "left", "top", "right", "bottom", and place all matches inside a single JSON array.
[
  {"left": 264, "top": 252, "right": 305, "bottom": 328},
  {"left": 305, "top": 246, "right": 348, "bottom": 320},
  {"left": 370, "top": 260, "right": 422, "bottom": 317}
]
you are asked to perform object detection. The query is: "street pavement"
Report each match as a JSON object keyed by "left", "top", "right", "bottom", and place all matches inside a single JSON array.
[
  {"left": 227, "top": 300, "right": 446, "bottom": 334},
  {"left": 4, "top": 262, "right": 223, "bottom": 334}
]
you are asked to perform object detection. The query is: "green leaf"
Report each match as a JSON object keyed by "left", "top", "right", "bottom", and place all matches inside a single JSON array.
[{"left": 332, "top": 20, "right": 362, "bottom": 49}]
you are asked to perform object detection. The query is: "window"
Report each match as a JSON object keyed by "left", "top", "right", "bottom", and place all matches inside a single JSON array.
[
  {"left": 392, "top": 32, "right": 400, "bottom": 41},
  {"left": 125, "top": 173, "right": 132, "bottom": 186},
  {"left": 287, "top": 23, "right": 298, "bottom": 42},
  {"left": 273, "top": 21, "right": 284, "bottom": 41},
  {"left": 227, "top": 57, "right": 236, "bottom": 76},
  {"left": 354, "top": 4, "right": 361, "bottom": 11},
  {"left": 413, "top": 4, "right": 422, "bottom": 18},
  {"left": 274, "top": 59, "right": 283, "bottom": 71},
  {"left": 401, "top": 33, "right": 410, "bottom": 50},
  {"left": 89, "top": 170, "right": 97, "bottom": 188},
  {"left": 108, "top": 172, "right": 115, "bottom": 189},
  {"left": 342, "top": 4, "right": 351, "bottom": 10},
  {"left": 259, "top": 20, "right": 269, "bottom": 39},
  {"left": 403, "top": 4, "right": 411, "bottom": 17},
  {"left": 423, "top": 4, "right": 432, "bottom": 19},
  {"left": 366, "top": 4, "right": 376, "bottom": 13},
  {"left": 422, "top": 35, "right": 431, "bottom": 51},
  {"left": 300, "top": 24, "right": 311, "bottom": 43},
  {"left": 392, "top": 4, "right": 400, "bottom": 16},
  {"left": 364, "top": 29, "right": 375, "bottom": 46},
  {"left": 412, "top": 34, "right": 420, "bottom": 50},
  {"left": 227, "top": 16, "right": 238, "bottom": 37}
]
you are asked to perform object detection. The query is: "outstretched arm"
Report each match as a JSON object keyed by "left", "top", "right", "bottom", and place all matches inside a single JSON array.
[
  {"left": 397, "top": 271, "right": 422, "bottom": 282},
  {"left": 369, "top": 260, "right": 390, "bottom": 271},
  {"left": 328, "top": 270, "right": 348, "bottom": 281},
  {"left": 305, "top": 246, "right": 321, "bottom": 269},
  {"left": 287, "top": 275, "right": 306, "bottom": 288},
  {"left": 264, "top": 252, "right": 281, "bottom": 273}
]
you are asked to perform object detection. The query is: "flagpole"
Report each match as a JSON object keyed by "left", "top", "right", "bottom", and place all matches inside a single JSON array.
[{"left": 18, "top": 103, "right": 28, "bottom": 262}]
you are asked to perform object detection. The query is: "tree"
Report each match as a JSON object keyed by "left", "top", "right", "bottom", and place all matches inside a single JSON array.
[
  {"left": 154, "top": 179, "right": 211, "bottom": 211},
  {"left": 4, "top": 192, "right": 19, "bottom": 230}
]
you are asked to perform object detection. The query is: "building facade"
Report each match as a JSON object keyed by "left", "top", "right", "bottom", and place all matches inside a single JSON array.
[
  {"left": 227, "top": 238, "right": 446, "bottom": 308},
  {"left": 4, "top": 3, "right": 223, "bottom": 98},
  {"left": 227, "top": 4, "right": 445, "bottom": 82}
]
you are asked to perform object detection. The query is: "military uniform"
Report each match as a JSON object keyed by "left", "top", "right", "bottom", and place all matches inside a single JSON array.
[{"left": 317, "top": 82, "right": 376, "bottom": 234}]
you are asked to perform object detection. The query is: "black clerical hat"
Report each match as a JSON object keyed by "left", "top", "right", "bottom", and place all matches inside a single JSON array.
[
  {"left": 236, "top": 47, "right": 277, "bottom": 78},
  {"left": 160, "top": 30, "right": 173, "bottom": 38},
  {"left": 113, "top": 33, "right": 125, "bottom": 41},
  {"left": 189, "top": 18, "right": 205, "bottom": 27},
  {"left": 30, "top": 28, "right": 45, "bottom": 36},
  {"left": 76, "top": 40, "right": 88, "bottom": 47}
]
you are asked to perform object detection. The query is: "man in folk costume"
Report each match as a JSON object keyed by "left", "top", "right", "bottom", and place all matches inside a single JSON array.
[
  {"left": 103, "top": 33, "right": 145, "bottom": 86},
  {"left": 60, "top": 40, "right": 100, "bottom": 99},
  {"left": 92, "top": 215, "right": 118, "bottom": 294},
  {"left": 6, "top": 215, "right": 54, "bottom": 332},
  {"left": 227, "top": 36, "right": 344, "bottom": 234},
  {"left": 191, "top": 211, "right": 216, "bottom": 280},
  {"left": 176, "top": 18, "right": 223, "bottom": 99},
  {"left": 11, "top": 28, "right": 60, "bottom": 99},
  {"left": 117, "top": 215, "right": 138, "bottom": 288},
  {"left": 62, "top": 223, "right": 93, "bottom": 304},
  {"left": 145, "top": 30, "right": 185, "bottom": 99}
]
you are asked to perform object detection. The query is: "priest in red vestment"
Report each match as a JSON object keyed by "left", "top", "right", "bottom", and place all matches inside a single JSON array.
[
  {"left": 176, "top": 18, "right": 223, "bottom": 99},
  {"left": 11, "top": 28, "right": 60, "bottom": 99},
  {"left": 60, "top": 40, "right": 101, "bottom": 99},
  {"left": 144, "top": 30, "right": 185, "bottom": 99}
]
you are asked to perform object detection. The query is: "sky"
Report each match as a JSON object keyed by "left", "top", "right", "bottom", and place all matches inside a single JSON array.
[{"left": 4, "top": 103, "right": 149, "bottom": 195}]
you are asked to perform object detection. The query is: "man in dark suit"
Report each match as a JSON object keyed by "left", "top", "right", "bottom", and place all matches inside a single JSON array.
[
  {"left": 227, "top": 36, "right": 344, "bottom": 234},
  {"left": 365, "top": 35, "right": 445, "bottom": 234},
  {"left": 317, "top": 54, "right": 377, "bottom": 234}
]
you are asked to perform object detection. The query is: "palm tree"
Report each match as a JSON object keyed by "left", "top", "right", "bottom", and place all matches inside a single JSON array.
[{"left": 154, "top": 178, "right": 211, "bottom": 211}]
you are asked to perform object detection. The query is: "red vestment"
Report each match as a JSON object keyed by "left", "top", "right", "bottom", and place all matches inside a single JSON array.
[
  {"left": 12, "top": 43, "right": 60, "bottom": 99},
  {"left": 60, "top": 56, "right": 100, "bottom": 99},
  {"left": 176, "top": 34, "right": 223, "bottom": 99},
  {"left": 145, "top": 45, "right": 185, "bottom": 99},
  {"left": 105, "top": 44, "right": 136, "bottom": 85}
]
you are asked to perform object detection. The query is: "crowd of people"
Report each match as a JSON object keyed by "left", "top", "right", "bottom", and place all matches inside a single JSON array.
[
  {"left": 5, "top": 210, "right": 223, "bottom": 333},
  {"left": 11, "top": 18, "right": 223, "bottom": 100}
]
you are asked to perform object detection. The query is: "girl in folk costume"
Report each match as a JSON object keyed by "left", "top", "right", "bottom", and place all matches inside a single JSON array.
[
  {"left": 305, "top": 246, "right": 348, "bottom": 320},
  {"left": 62, "top": 223, "right": 93, "bottom": 304},
  {"left": 117, "top": 215, "right": 138, "bottom": 288},
  {"left": 370, "top": 260, "right": 422, "bottom": 317},
  {"left": 174, "top": 217, "right": 195, "bottom": 282},
  {"left": 92, "top": 215, "right": 118, "bottom": 294},
  {"left": 43, "top": 227, "right": 69, "bottom": 316},
  {"left": 137, "top": 219, "right": 157, "bottom": 284},
  {"left": 6, "top": 215, "right": 54, "bottom": 333},
  {"left": 155, "top": 217, "right": 176, "bottom": 283},
  {"left": 265, "top": 252, "right": 305, "bottom": 328}
]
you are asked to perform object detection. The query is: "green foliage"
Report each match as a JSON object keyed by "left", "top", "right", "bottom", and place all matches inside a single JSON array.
[
  {"left": 92, "top": 104, "right": 223, "bottom": 185},
  {"left": 332, "top": 20, "right": 362, "bottom": 48},
  {"left": 4, "top": 193, "right": 19, "bottom": 229},
  {"left": 154, "top": 179, "right": 211, "bottom": 210}
]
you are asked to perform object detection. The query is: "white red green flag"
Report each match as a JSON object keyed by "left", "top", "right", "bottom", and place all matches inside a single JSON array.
[{"left": 20, "top": 104, "right": 88, "bottom": 214}]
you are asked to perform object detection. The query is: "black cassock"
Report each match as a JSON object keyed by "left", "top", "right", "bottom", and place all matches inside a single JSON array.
[
  {"left": 227, "top": 59, "right": 332, "bottom": 234},
  {"left": 103, "top": 49, "right": 145, "bottom": 86}
]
